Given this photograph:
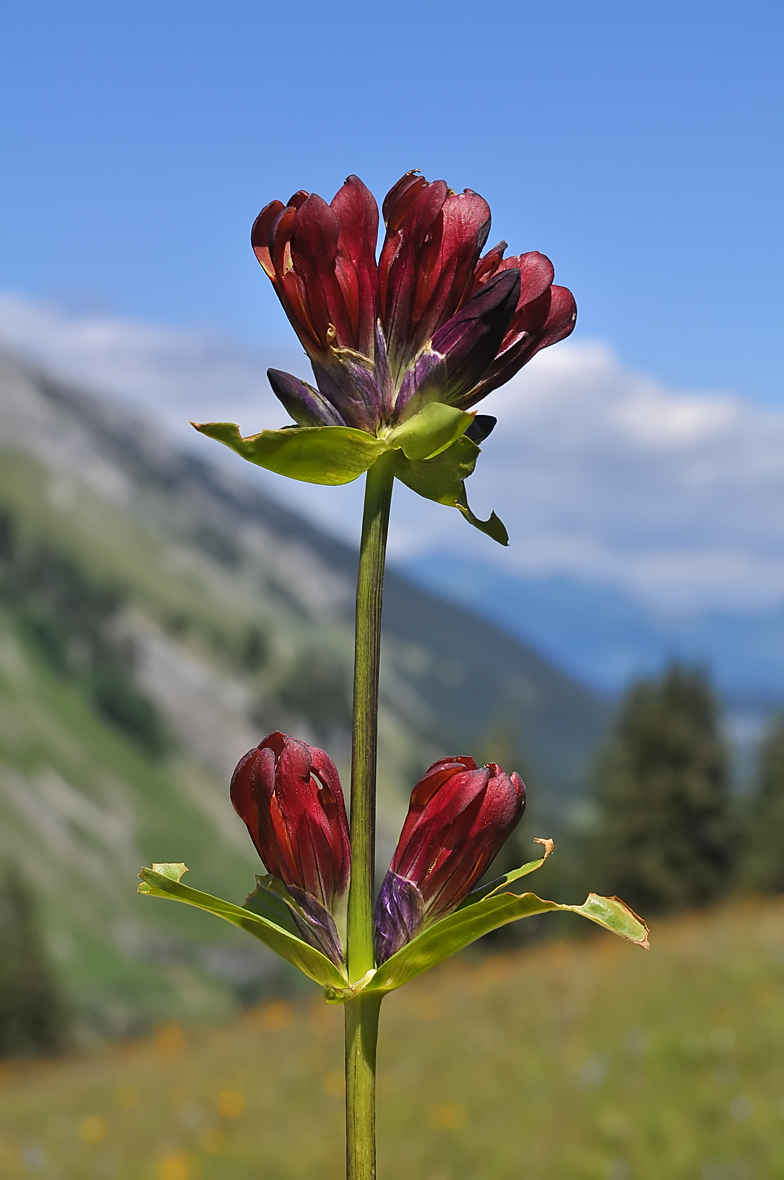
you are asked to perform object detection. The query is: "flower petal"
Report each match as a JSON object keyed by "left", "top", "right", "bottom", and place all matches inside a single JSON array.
[
  {"left": 230, "top": 732, "right": 350, "bottom": 915},
  {"left": 331, "top": 175, "right": 380, "bottom": 359},
  {"left": 379, "top": 178, "right": 492, "bottom": 381},
  {"left": 396, "top": 270, "right": 519, "bottom": 414},
  {"left": 289, "top": 194, "right": 356, "bottom": 350},
  {"left": 384, "top": 756, "right": 525, "bottom": 934},
  {"left": 464, "top": 283, "right": 577, "bottom": 406}
]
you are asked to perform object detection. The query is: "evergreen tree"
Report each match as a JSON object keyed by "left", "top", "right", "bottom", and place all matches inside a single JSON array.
[
  {"left": 590, "top": 665, "right": 734, "bottom": 913},
  {"left": 0, "top": 867, "right": 65, "bottom": 1058},
  {"left": 742, "top": 712, "right": 784, "bottom": 893}
]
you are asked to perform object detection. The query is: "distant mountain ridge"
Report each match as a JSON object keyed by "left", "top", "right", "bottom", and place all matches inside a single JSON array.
[
  {"left": 0, "top": 346, "right": 609, "bottom": 1030},
  {"left": 403, "top": 554, "right": 784, "bottom": 741}
]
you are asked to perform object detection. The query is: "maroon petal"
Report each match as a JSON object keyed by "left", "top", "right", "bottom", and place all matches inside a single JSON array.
[
  {"left": 409, "top": 190, "right": 492, "bottom": 344},
  {"left": 497, "top": 251, "right": 555, "bottom": 307},
  {"left": 379, "top": 177, "right": 448, "bottom": 378},
  {"left": 463, "top": 284, "right": 577, "bottom": 407},
  {"left": 331, "top": 175, "right": 380, "bottom": 359},
  {"left": 473, "top": 240, "right": 508, "bottom": 285},
  {"left": 251, "top": 200, "right": 286, "bottom": 279},
  {"left": 230, "top": 732, "right": 350, "bottom": 916},
  {"left": 289, "top": 195, "right": 356, "bottom": 350},
  {"left": 381, "top": 170, "right": 431, "bottom": 230},
  {"left": 381, "top": 754, "right": 526, "bottom": 941},
  {"left": 380, "top": 180, "right": 492, "bottom": 380}
]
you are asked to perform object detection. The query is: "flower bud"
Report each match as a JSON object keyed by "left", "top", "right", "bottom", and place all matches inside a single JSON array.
[
  {"left": 374, "top": 756, "right": 525, "bottom": 963},
  {"left": 231, "top": 731, "right": 350, "bottom": 918}
]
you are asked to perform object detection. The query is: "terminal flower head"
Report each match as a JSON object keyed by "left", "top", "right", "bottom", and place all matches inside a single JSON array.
[
  {"left": 374, "top": 755, "right": 526, "bottom": 963},
  {"left": 253, "top": 171, "right": 576, "bottom": 434}
]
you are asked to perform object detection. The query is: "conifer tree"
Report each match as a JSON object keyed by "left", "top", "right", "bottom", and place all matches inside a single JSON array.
[
  {"left": 590, "top": 665, "right": 734, "bottom": 912},
  {"left": 742, "top": 712, "right": 784, "bottom": 893},
  {"left": 0, "top": 867, "right": 65, "bottom": 1058}
]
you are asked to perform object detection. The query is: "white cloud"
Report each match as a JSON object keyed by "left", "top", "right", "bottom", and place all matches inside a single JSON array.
[
  {"left": 0, "top": 291, "right": 289, "bottom": 430},
  {"left": 1, "top": 292, "right": 783, "bottom": 613}
]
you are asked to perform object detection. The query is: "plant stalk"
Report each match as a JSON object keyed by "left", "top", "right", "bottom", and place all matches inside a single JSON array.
[{"left": 345, "top": 450, "right": 396, "bottom": 1180}]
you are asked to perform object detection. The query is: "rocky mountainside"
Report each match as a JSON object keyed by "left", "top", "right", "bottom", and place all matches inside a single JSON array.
[{"left": 0, "top": 346, "right": 609, "bottom": 1034}]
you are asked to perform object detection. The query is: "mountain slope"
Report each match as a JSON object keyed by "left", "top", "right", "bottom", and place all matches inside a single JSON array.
[
  {"left": 0, "top": 346, "right": 609, "bottom": 1028},
  {"left": 404, "top": 554, "right": 784, "bottom": 722}
]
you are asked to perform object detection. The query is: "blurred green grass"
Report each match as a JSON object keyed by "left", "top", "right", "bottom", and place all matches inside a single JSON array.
[{"left": 3, "top": 896, "right": 784, "bottom": 1179}]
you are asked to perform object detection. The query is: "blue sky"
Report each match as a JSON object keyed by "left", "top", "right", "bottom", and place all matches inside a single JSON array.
[
  {"left": 2, "top": 0, "right": 784, "bottom": 638},
  {"left": 1, "top": 0, "right": 782, "bottom": 404}
]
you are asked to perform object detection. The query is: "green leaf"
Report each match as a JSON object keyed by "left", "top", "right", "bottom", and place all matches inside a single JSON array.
[
  {"left": 395, "top": 434, "right": 508, "bottom": 546},
  {"left": 191, "top": 421, "right": 387, "bottom": 485},
  {"left": 395, "top": 434, "right": 480, "bottom": 504},
  {"left": 461, "top": 839, "right": 554, "bottom": 907},
  {"left": 363, "top": 889, "right": 649, "bottom": 996},
  {"left": 455, "top": 487, "right": 509, "bottom": 546},
  {"left": 386, "top": 403, "right": 473, "bottom": 461},
  {"left": 138, "top": 864, "right": 349, "bottom": 990}
]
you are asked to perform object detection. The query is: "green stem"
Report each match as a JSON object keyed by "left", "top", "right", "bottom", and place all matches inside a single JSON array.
[
  {"left": 345, "top": 449, "right": 396, "bottom": 1180},
  {"left": 345, "top": 993, "right": 383, "bottom": 1180}
]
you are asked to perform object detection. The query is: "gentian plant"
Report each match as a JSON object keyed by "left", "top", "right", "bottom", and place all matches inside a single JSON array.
[{"left": 138, "top": 170, "right": 648, "bottom": 1179}]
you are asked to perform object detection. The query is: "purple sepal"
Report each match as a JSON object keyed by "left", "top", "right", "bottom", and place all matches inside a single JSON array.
[
  {"left": 431, "top": 270, "right": 520, "bottom": 408},
  {"left": 394, "top": 348, "right": 444, "bottom": 419},
  {"left": 394, "top": 271, "right": 519, "bottom": 419},
  {"left": 284, "top": 883, "right": 345, "bottom": 967},
  {"left": 465, "top": 414, "right": 497, "bottom": 443},
  {"left": 374, "top": 320, "right": 396, "bottom": 422},
  {"left": 267, "top": 368, "right": 347, "bottom": 427},
  {"left": 373, "top": 870, "right": 425, "bottom": 964},
  {"left": 310, "top": 350, "right": 383, "bottom": 434}
]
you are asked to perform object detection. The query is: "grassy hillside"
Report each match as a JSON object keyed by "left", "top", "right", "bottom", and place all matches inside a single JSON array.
[{"left": 1, "top": 896, "right": 783, "bottom": 1179}]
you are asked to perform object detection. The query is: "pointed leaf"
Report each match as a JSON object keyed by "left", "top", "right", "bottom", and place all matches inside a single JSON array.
[
  {"left": 461, "top": 838, "right": 554, "bottom": 906},
  {"left": 386, "top": 403, "right": 473, "bottom": 461},
  {"left": 191, "top": 421, "right": 387, "bottom": 485},
  {"left": 138, "top": 864, "right": 348, "bottom": 990},
  {"left": 363, "top": 888, "right": 649, "bottom": 995},
  {"left": 456, "top": 487, "right": 509, "bottom": 546},
  {"left": 395, "top": 434, "right": 508, "bottom": 545},
  {"left": 395, "top": 433, "right": 479, "bottom": 504}
]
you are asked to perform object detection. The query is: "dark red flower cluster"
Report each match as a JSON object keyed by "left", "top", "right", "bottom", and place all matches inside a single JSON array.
[
  {"left": 252, "top": 171, "right": 575, "bottom": 434},
  {"left": 231, "top": 733, "right": 523, "bottom": 966}
]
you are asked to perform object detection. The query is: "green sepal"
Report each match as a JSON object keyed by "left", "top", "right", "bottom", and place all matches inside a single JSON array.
[
  {"left": 386, "top": 403, "right": 473, "bottom": 461},
  {"left": 242, "top": 874, "right": 302, "bottom": 936},
  {"left": 137, "top": 864, "right": 349, "bottom": 990},
  {"left": 191, "top": 421, "right": 387, "bottom": 485},
  {"left": 395, "top": 434, "right": 508, "bottom": 546}
]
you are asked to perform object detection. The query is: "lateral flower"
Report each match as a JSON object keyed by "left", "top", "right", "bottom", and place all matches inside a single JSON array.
[
  {"left": 374, "top": 756, "right": 525, "bottom": 964},
  {"left": 230, "top": 731, "right": 350, "bottom": 965},
  {"left": 252, "top": 171, "right": 576, "bottom": 433}
]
